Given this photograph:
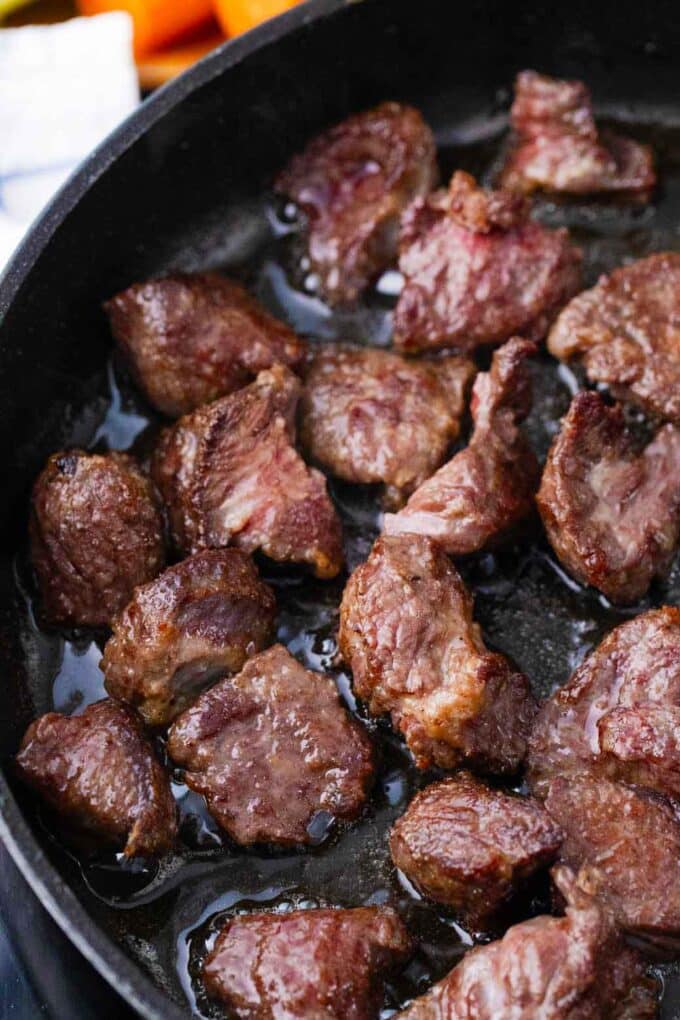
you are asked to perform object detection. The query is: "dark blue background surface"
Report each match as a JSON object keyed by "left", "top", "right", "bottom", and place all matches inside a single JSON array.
[{"left": 0, "top": 840, "right": 137, "bottom": 1020}]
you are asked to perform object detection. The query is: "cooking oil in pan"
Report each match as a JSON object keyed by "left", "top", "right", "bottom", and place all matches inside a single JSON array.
[{"left": 10, "top": 116, "right": 680, "bottom": 1016}]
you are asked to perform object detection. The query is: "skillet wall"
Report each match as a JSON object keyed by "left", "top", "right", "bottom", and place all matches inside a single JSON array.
[
  {"left": 1, "top": 0, "right": 680, "bottom": 1011},
  {"left": 2, "top": 0, "right": 680, "bottom": 544}
]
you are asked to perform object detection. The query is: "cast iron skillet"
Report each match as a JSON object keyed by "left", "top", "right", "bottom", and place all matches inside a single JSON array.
[{"left": 2, "top": 0, "right": 680, "bottom": 1016}]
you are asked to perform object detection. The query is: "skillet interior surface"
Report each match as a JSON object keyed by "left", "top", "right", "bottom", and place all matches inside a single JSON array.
[{"left": 2, "top": 0, "right": 680, "bottom": 1015}]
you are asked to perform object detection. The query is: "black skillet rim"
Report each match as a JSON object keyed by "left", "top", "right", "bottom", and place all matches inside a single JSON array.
[{"left": 0, "top": 2, "right": 351, "bottom": 1017}]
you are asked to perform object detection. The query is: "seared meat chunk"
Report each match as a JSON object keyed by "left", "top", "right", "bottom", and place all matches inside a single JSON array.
[
  {"left": 389, "top": 774, "right": 562, "bottom": 926},
  {"left": 384, "top": 338, "right": 539, "bottom": 553},
  {"left": 500, "top": 70, "right": 656, "bottom": 198},
  {"left": 548, "top": 253, "right": 680, "bottom": 423},
  {"left": 546, "top": 775, "right": 680, "bottom": 942},
  {"left": 397, "top": 866, "right": 657, "bottom": 1019},
  {"left": 30, "top": 450, "right": 165, "bottom": 628},
  {"left": 166, "top": 645, "right": 374, "bottom": 845},
  {"left": 528, "top": 607, "right": 680, "bottom": 801},
  {"left": 537, "top": 392, "right": 680, "bottom": 603},
  {"left": 151, "top": 365, "right": 343, "bottom": 578},
  {"left": 393, "top": 170, "right": 581, "bottom": 353},
  {"left": 598, "top": 704, "right": 680, "bottom": 798},
  {"left": 104, "top": 273, "right": 307, "bottom": 416},
  {"left": 275, "top": 101, "right": 437, "bottom": 304},
  {"left": 338, "top": 535, "right": 535, "bottom": 772},
  {"left": 15, "top": 699, "right": 177, "bottom": 857},
  {"left": 204, "top": 906, "right": 411, "bottom": 1020},
  {"left": 300, "top": 346, "right": 475, "bottom": 507},
  {"left": 101, "top": 549, "right": 276, "bottom": 727}
]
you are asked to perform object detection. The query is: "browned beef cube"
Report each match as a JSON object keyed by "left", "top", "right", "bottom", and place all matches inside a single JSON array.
[
  {"left": 548, "top": 253, "right": 680, "bottom": 423},
  {"left": 528, "top": 607, "right": 680, "bottom": 802},
  {"left": 598, "top": 704, "right": 680, "bottom": 798},
  {"left": 15, "top": 699, "right": 177, "bottom": 857},
  {"left": 338, "top": 534, "right": 535, "bottom": 773},
  {"left": 397, "top": 866, "right": 657, "bottom": 1019},
  {"left": 500, "top": 70, "right": 656, "bottom": 198},
  {"left": 537, "top": 391, "right": 680, "bottom": 604},
  {"left": 151, "top": 365, "right": 343, "bottom": 578},
  {"left": 393, "top": 171, "right": 581, "bottom": 353},
  {"left": 546, "top": 775, "right": 680, "bottom": 944},
  {"left": 300, "top": 345, "right": 475, "bottom": 507},
  {"left": 166, "top": 644, "right": 374, "bottom": 846},
  {"left": 203, "top": 906, "right": 412, "bottom": 1020},
  {"left": 104, "top": 273, "right": 308, "bottom": 416},
  {"left": 101, "top": 548, "right": 276, "bottom": 726},
  {"left": 384, "top": 338, "right": 538, "bottom": 553},
  {"left": 30, "top": 450, "right": 165, "bottom": 628},
  {"left": 275, "top": 101, "right": 437, "bottom": 304},
  {"left": 389, "top": 774, "right": 562, "bottom": 926}
]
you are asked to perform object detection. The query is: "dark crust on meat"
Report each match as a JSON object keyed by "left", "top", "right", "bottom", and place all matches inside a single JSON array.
[
  {"left": 398, "top": 865, "right": 657, "bottom": 1019},
  {"left": 104, "top": 273, "right": 308, "bottom": 417},
  {"left": 30, "top": 450, "right": 165, "bottom": 628},
  {"left": 203, "top": 906, "right": 412, "bottom": 1019},
  {"left": 500, "top": 70, "right": 656, "bottom": 198},
  {"left": 299, "top": 345, "right": 475, "bottom": 506},
  {"left": 447, "top": 169, "right": 530, "bottom": 231},
  {"left": 528, "top": 606, "right": 680, "bottom": 801},
  {"left": 151, "top": 365, "right": 343, "bottom": 578},
  {"left": 537, "top": 392, "right": 680, "bottom": 603},
  {"left": 389, "top": 774, "right": 562, "bottom": 926},
  {"left": 546, "top": 775, "right": 680, "bottom": 942},
  {"left": 166, "top": 644, "right": 374, "bottom": 846},
  {"left": 338, "top": 534, "right": 536, "bottom": 773},
  {"left": 393, "top": 171, "right": 581, "bottom": 353},
  {"left": 275, "top": 101, "right": 438, "bottom": 304},
  {"left": 548, "top": 253, "right": 680, "bottom": 422},
  {"left": 15, "top": 699, "right": 177, "bottom": 857},
  {"left": 384, "top": 338, "right": 539, "bottom": 553},
  {"left": 101, "top": 548, "right": 277, "bottom": 727}
]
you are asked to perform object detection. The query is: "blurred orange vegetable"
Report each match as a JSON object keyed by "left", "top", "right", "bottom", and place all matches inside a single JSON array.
[
  {"left": 136, "top": 28, "right": 223, "bottom": 89},
  {"left": 76, "top": 0, "right": 215, "bottom": 57},
  {"left": 213, "top": 0, "right": 302, "bottom": 38}
]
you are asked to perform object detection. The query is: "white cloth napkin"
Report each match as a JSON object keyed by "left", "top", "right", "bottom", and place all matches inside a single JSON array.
[{"left": 0, "top": 12, "right": 139, "bottom": 269}]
